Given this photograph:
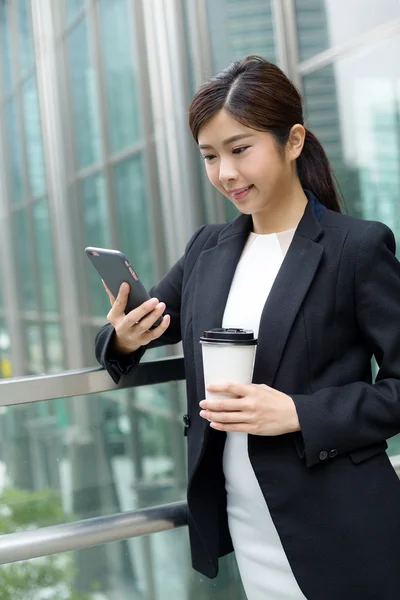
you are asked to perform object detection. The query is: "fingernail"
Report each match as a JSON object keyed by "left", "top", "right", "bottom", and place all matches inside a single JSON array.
[
  {"left": 199, "top": 401, "right": 205, "bottom": 408},
  {"left": 156, "top": 302, "right": 165, "bottom": 310}
]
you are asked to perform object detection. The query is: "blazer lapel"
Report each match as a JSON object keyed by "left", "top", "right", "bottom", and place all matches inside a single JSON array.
[{"left": 253, "top": 197, "right": 324, "bottom": 387}]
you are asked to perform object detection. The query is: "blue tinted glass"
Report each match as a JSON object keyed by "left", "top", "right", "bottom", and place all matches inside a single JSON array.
[
  {"left": 32, "top": 199, "right": 58, "bottom": 313},
  {"left": 44, "top": 323, "right": 64, "bottom": 371},
  {"left": 65, "top": 0, "right": 84, "bottom": 23},
  {"left": 114, "top": 154, "right": 154, "bottom": 287},
  {"left": 67, "top": 19, "right": 101, "bottom": 169},
  {"left": 0, "top": 1, "right": 13, "bottom": 94},
  {"left": 5, "top": 100, "right": 24, "bottom": 203},
  {"left": 0, "top": 318, "right": 11, "bottom": 378},
  {"left": 26, "top": 322, "right": 44, "bottom": 374},
  {"left": 13, "top": 209, "right": 37, "bottom": 312},
  {"left": 81, "top": 174, "right": 110, "bottom": 317},
  {"left": 206, "top": 0, "right": 276, "bottom": 74},
  {"left": 22, "top": 76, "right": 47, "bottom": 198},
  {"left": 99, "top": 0, "right": 141, "bottom": 153},
  {"left": 17, "top": 0, "right": 34, "bottom": 76},
  {"left": 296, "top": 0, "right": 400, "bottom": 62}
]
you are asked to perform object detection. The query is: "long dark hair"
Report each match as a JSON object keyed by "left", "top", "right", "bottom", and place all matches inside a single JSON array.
[{"left": 188, "top": 56, "right": 342, "bottom": 213}]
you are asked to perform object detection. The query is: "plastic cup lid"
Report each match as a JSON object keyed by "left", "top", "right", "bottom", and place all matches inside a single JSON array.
[{"left": 200, "top": 328, "right": 257, "bottom": 345}]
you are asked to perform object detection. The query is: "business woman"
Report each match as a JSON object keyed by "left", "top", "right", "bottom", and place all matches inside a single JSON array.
[{"left": 95, "top": 56, "right": 400, "bottom": 599}]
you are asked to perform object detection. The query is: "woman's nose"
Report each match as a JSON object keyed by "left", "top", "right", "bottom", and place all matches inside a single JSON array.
[{"left": 219, "top": 160, "right": 237, "bottom": 185}]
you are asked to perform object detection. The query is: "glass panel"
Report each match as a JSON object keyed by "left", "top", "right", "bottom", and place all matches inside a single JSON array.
[
  {"left": 22, "top": 76, "right": 47, "bottom": 198},
  {"left": 32, "top": 198, "right": 58, "bottom": 313},
  {"left": 80, "top": 173, "right": 110, "bottom": 318},
  {"left": 296, "top": 0, "right": 400, "bottom": 61},
  {"left": 65, "top": 0, "right": 84, "bottom": 23},
  {"left": 26, "top": 322, "right": 44, "bottom": 373},
  {"left": 4, "top": 99, "right": 24, "bottom": 203},
  {"left": 302, "top": 36, "right": 400, "bottom": 225},
  {"left": 302, "top": 37, "right": 400, "bottom": 453},
  {"left": 44, "top": 322, "right": 64, "bottom": 372},
  {"left": 99, "top": 0, "right": 141, "bottom": 153},
  {"left": 0, "top": 0, "right": 13, "bottom": 94},
  {"left": 66, "top": 19, "right": 101, "bottom": 169},
  {"left": 13, "top": 208, "right": 37, "bottom": 311},
  {"left": 0, "top": 377, "right": 247, "bottom": 596},
  {"left": 206, "top": 0, "right": 276, "bottom": 75},
  {"left": 0, "top": 317, "right": 12, "bottom": 378},
  {"left": 114, "top": 155, "right": 154, "bottom": 287},
  {"left": 0, "top": 538, "right": 244, "bottom": 598},
  {"left": 16, "top": 0, "right": 34, "bottom": 76}
]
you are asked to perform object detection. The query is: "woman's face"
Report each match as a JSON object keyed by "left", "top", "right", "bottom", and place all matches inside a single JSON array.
[{"left": 197, "top": 109, "right": 300, "bottom": 217}]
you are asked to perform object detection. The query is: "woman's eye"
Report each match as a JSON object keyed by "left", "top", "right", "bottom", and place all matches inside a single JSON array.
[
  {"left": 232, "top": 146, "right": 249, "bottom": 155},
  {"left": 202, "top": 154, "right": 216, "bottom": 162}
]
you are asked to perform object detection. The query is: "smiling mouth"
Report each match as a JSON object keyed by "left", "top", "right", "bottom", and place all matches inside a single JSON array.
[{"left": 229, "top": 185, "right": 254, "bottom": 199}]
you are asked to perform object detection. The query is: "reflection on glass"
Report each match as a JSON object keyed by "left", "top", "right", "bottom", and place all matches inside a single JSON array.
[
  {"left": 206, "top": 0, "right": 276, "bottom": 74},
  {"left": 67, "top": 19, "right": 101, "bottom": 169},
  {"left": 13, "top": 209, "right": 37, "bottom": 312},
  {"left": 65, "top": 0, "right": 84, "bottom": 23},
  {"left": 0, "top": 317, "right": 11, "bottom": 378},
  {"left": 17, "top": 0, "right": 34, "bottom": 76},
  {"left": 80, "top": 174, "right": 110, "bottom": 317},
  {"left": 302, "top": 36, "right": 400, "bottom": 449},
  {"left": 23, "top": 76, "right": 47, "bottom": 198},
  {"left": 4, "top": 100, "right": 24, "bottom": 203},
  {"left": 114, "top": 155, "right": 154, "bottom": 287},
  {"left": 26, "top": 322, "right": 44, "bottom": 373},
  {"left": 32, "top": 198, "right": 58, "bottom": 313},
  {"left": 0, "top": 380, "right": 240, "bottom": 598},
  {"left": 0, "top": 0, "right": 12, "bottom": 94},
  {"left": 303, "top": 36, "right": 400, "bottom": 224},
  {"left": 44, "top": 323, "right": 64, "bottom": 372},
  {"left": 3, "top": 537, "right": 244, "bottom": 599},
  {"left": 99, "top": 0, "right": 141, "bottom": 153},
  {"left": 296, "top": 0, "right": 400, "bottom": 61}
]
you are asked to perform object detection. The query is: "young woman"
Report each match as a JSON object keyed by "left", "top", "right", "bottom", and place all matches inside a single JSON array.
[{"left": 95, "top": 56, "right": 400, "bottom": 600}]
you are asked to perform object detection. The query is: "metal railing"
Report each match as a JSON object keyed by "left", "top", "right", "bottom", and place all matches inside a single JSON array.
[
  {"left": 1, "top": 357, "right": 400, "bottom": 567},
  {"left": 0, "top": 355, "right": 185, "bottom": 405},
  {"left": 0, "top": 500, "right": 187, "bottom": 565}
]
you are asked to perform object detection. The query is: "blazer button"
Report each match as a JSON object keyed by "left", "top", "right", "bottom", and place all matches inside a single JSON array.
[
  {"left": 183, "top": 414, "right": 191, "bottom": 428},
  {"left": 319, "top": 450, "right": 328, "bottom": 461},
  {"left": 329, "top": 449, "right": 338, "bottom": 458}
]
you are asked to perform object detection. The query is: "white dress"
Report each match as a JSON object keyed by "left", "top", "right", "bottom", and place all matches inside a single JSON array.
[{"left": 222, "top": 229, "right": 307, "bottom": 600}]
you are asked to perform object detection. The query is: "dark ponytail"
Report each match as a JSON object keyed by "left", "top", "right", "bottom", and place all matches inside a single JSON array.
[
  {"left": 189, "top": 56, "right": 343, "bottom": 213},
  {"left": 297, "top": 129, "right": 342, "bottom": 212}
]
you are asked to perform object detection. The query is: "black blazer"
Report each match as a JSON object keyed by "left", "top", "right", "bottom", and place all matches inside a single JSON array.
[{"left": 96, "top": 191, "right": 400, "bottom": 600}]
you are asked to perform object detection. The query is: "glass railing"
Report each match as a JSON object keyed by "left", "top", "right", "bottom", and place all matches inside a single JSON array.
[
  {"left": 1, "top": 358, "right": 399, "bottom": 599},
  {"left": 0, "top": 357, "right": 246, "bottom": 599}
]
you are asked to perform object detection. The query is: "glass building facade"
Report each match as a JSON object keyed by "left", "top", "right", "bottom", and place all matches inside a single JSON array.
[{"left": 0, "top": 0, "right": 399, "bottom": 597}]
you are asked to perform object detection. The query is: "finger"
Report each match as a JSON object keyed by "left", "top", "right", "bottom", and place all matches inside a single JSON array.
[
  {"left": 108, "top": 282, "right": 130, "bottom": 318},
  {"left": 102, "top": 280, "right": 116, "bottom": 305},
  {"left": 209, "top": 422, "right": 250, "bottom": 432},
  {"left": 200, "top": 410, "right": 246, "bottom": 423},
  {"left": 138, "top": 314, "right": 171, "bottom": 345},
  {"left": 199, "top": 398, "right": 245, "bottom": 412},
  {"left": 131, "top": 302, "right": 166, "bottom": 332},
  {"left": 206, "top": 382, "right": 253, "bottom": 397},
  {"left": 125, "top": 297, "right": 160, "bottom": 326}
]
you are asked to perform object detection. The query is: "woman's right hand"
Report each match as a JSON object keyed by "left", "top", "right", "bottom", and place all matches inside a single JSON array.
[{"left": 103, "top": 281, "right": 171, "bottom": 354}]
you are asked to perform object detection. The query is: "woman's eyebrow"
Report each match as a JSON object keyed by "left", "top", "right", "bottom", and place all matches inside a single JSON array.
[{"left": 199, "top": 133, "right": 254, "bottom": 150}]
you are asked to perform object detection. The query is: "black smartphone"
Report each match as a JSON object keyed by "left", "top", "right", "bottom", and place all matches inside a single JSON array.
[{"left": 85, "top": 246, "right": 162, "bottom": 329}]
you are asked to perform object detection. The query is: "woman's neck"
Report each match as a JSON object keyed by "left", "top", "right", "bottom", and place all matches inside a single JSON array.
[{"left": 251, "top": 183, "right": 308, "bottom": 235}]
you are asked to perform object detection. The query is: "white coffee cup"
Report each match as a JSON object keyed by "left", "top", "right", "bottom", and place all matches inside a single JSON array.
[{"left": 200, "top": 328, "right": 258, "bottom": 400}]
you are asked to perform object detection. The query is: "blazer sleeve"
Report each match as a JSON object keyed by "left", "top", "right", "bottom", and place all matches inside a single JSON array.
[
  {"left": 292, "top": 222, "right": 400, "bottom": 468},
  {"left": 95, "top": 225, "right": 208, "bottom": 384}
]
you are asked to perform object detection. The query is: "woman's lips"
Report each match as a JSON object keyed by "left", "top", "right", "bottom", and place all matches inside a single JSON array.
[{"left": 230, "top": 185, "right": 254, "bottom": 200}]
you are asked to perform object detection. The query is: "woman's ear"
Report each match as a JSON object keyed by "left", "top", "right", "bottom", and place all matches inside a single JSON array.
[{"left": 286, "top": 124, "right": 306, "bottom": 161}]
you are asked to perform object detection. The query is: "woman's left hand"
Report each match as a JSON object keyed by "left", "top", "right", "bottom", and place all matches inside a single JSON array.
[{"left": 199, "top": 383, "right": 301, "bottom": 435}]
